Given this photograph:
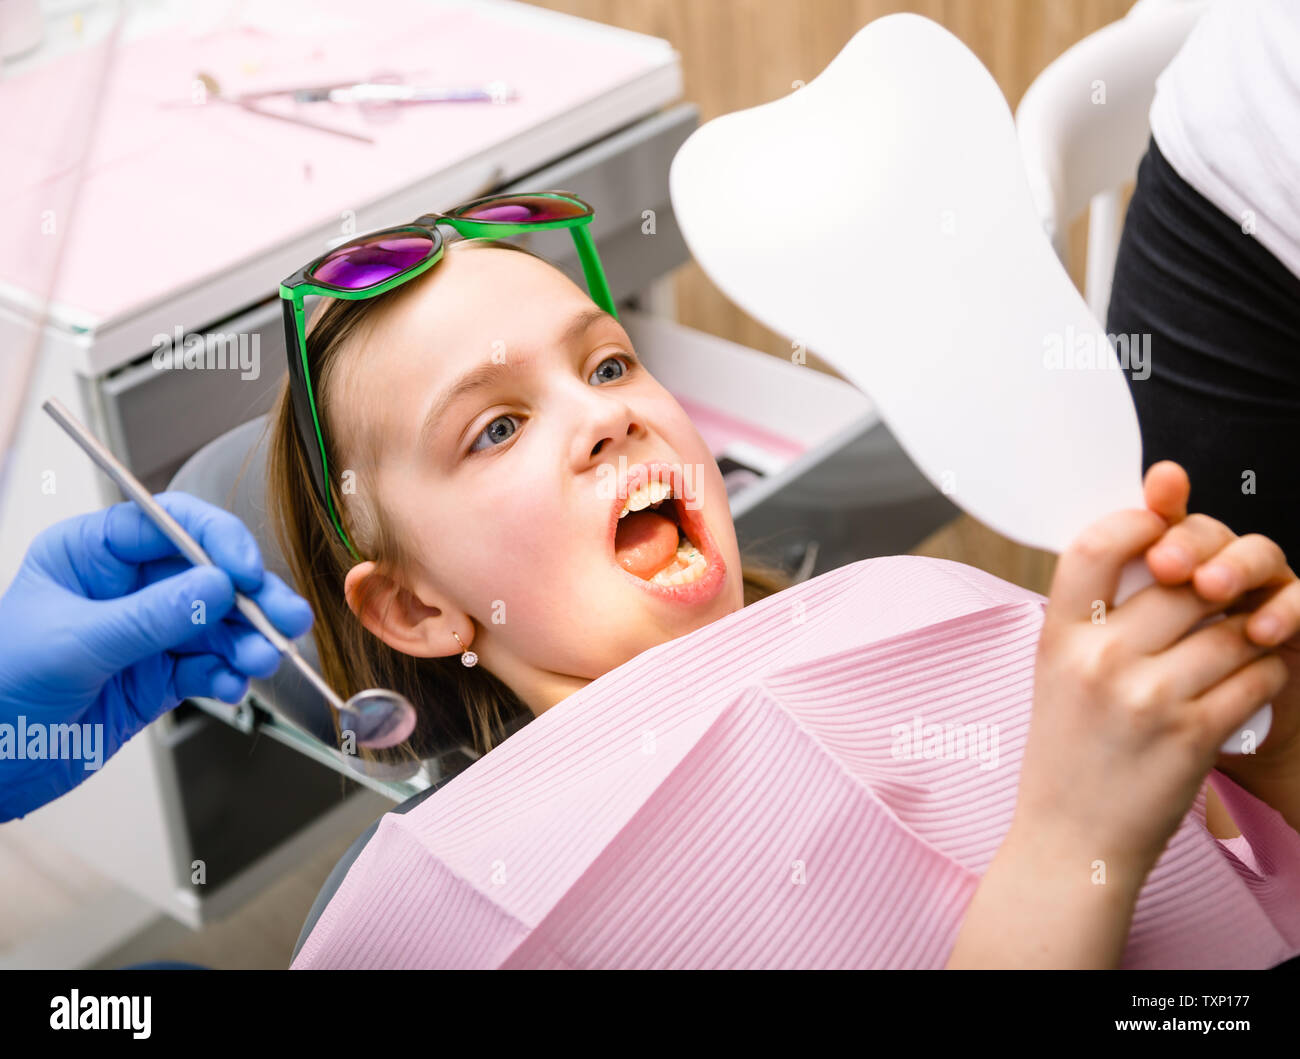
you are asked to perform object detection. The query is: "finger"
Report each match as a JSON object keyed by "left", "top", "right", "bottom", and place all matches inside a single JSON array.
[
  {"left": 102, "top": 492, "right": 265, "bottom": 594},
  {"left": 27, "top": 506, "right": 140, "bottom": 599},
  {"left": 1048, "top": 506, "right": 1169, "bottom": 621},
  {"left": 1142, "top": 460, "right": 1190, "bottom": 526},
  {"left": 1114, "top": 529, "right": 1291, "bottom": 652},
  {"left": 1191, "top": 652, "right": 1288, "bottom": 753},
  {"left": 1244, "top": 578, "right": 1300, "bottom": 647},
  {"left": 158, "top": 493, "right": 266, "bottom": 593},
  {"left": 137, "top": 558, "right": 310, "bottom": 647},
  {"left": 1143, "top": 512, "right": 1235, "bottom": 585},
  {"left": 1190, "top": 533, "right": 1293, "bottom": 604},
  {"left": 172, "top": 584, "right": 302, "bottom": 678},
  {"left": 1148, "top": 612, "right": 1274, "bottom": 700},
  {"left": 86, "top": 566, "right": 237, "bottom": 670},
  {"left": 165, "top": 606, "right": 235, "bottom": 658},
  {"left": 138, "top": 561, "right": 311, "bottom": 647},
  {"left": 1107, "top": 578, "right": 1229, "bottom": 655},
  {"left": 244, "top": 571, "right": 314, "bottom": 640},
  {"left": 211, "top": 625, "right": 282, "bottom": 679},
  {"left": 136, "top": 554, "right": 193, "bottom": 590},
  {"left": 171, "top": 653, "right": 250, "bottom": 704},
  {"left": 166, "top": 579, "right": 311, "bottom": 674},
  {"left": 166, "top": 608, "right": 251, "bottom": 664}
]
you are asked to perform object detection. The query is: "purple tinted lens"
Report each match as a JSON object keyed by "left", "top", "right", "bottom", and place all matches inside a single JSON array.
[
  {"left": 310, "top": 232, "right": 435, "bottom": 290},
  {"left": 452, "top": 194, "right": 587, "bottom": 224}
]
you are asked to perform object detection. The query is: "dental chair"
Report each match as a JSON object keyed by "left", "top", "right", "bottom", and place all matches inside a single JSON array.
[{"left": 1015, "top": 0, "right": 1209, "bottom": 321}]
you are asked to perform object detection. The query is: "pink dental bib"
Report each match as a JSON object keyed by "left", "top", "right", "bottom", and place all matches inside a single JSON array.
[{"left": 292, "top": 555, "right": 1300, "bottom": 969}]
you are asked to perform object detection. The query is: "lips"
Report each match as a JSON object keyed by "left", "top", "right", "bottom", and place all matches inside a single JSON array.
[{"left": 606, "top": 461, "right": 727, "bottom": 605}]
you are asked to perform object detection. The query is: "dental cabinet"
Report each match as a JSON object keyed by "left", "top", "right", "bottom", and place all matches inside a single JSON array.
[{"left": 0, "top": 0, "right": 955, "bottom": 962}]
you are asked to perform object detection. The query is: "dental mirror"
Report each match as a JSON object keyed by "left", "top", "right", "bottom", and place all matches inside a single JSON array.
[
  {"left": 42, "top": 398, "right": 419, "bottom": 751},
  {"left": 337, "top": 688, "right": 420, "bottom": 750},
  {"left": 669, "top": 13, "right": 1270, "bottom": 750}
]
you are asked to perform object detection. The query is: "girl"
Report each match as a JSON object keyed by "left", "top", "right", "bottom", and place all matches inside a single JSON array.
[{"left": 270, "top": 232, "right": 1300, "bottom": 968}]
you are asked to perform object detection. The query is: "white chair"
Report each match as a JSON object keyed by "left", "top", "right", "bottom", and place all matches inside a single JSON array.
[{"left": 1015, "top": 0, "right": 1209, "bottom": 323}]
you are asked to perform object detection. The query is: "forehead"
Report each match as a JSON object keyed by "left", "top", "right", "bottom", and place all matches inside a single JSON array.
[
  {"left": 332, "top": 243, "right": 606, "bottom": 459},
  {"left": 364, "top": 243, "right": 593, "bottom": 369}
]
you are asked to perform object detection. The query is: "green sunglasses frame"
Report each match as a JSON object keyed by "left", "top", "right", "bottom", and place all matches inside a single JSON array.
[{"left": 278, "top": 190, "right": 618, "bottom": 559}]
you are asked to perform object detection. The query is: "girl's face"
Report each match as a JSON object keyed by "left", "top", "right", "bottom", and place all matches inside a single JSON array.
[{"left": 335, "top": 242, "right": 745, "bottom": 716}]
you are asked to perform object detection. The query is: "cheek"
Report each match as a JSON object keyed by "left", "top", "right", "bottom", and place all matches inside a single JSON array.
[
  {"left": 657, "top": 400, "right": 712, "bottom": 468},
  {"left": 662, "top": 408, "right": 733, "bottom": 517},
  {"left": 680, "top": 422, "right": 744, "bottom": 582},
  {"left": 421, "top": 492, "right": 578, "bottom": 614}
]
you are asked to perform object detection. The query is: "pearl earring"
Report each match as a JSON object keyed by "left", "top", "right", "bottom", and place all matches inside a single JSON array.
[{"left": 451, "top": 631, "right": 477, "bottom": 668}]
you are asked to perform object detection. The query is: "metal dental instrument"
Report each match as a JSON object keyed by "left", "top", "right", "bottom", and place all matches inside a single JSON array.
[
  {"left": 291, "top": 82, "right": 518, "bottom": 104},
  {"left": 157, "top": 73, "right": 377, "bottom": 145},
  {"left": 42, "top": 398, "right": 418, "bottom": 750},
  {"left": 230, "top": 75, "right": 518, "bottom": 107}
]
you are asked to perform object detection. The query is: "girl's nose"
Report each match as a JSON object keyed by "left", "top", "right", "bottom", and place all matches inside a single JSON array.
[
  {"left": 587, "top": 417, "right": 641, "bottom": 461},
  {"left": 571, "top": 392, "right": 645, "bottom": 466}
]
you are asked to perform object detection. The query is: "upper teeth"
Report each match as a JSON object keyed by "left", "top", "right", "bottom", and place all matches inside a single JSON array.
[{"left": 619, "top": 478, "right": 673, "bottom": 518}]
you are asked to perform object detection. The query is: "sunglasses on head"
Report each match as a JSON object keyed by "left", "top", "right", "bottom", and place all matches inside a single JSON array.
[{"left": 279, "top": 190, "right": 617, "bottom": 559}]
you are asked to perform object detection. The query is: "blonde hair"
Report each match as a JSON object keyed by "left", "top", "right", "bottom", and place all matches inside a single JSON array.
[{"left": 265, "top": 238, "right": 791, "bottom": 766}]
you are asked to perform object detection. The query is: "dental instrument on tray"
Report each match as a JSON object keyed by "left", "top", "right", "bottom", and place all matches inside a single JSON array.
[
  {"left": 42, "top": 398, "right": 418, "bottom": 750},
  {"left": 290, "top": 81, "right": 517, "bottom": 104},
  {"left": 159, "top": 73, "right": 377, "bottom": 144}
]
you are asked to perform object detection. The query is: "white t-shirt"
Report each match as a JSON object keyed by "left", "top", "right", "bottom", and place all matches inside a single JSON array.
[{"left": 1148, "top": 0, "right": 1300, "bottom": 282}]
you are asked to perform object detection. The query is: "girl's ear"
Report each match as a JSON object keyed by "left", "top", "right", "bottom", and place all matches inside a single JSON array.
[{"left": 343, "top": 560, "right": 462, "bottom": 659}]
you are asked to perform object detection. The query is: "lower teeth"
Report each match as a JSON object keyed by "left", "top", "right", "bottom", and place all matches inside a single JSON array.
[{"left": 649, "top": 537, "right": 707, "bottom": 587}]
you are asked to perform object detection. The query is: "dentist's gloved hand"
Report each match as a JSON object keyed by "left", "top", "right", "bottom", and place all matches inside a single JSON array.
[{"left": 0, "top": 492, "right": 313, "bottom": 822}]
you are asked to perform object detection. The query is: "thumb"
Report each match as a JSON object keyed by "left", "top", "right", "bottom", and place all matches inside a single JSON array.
[
  {"left": 1143, "top": 460, "right": 1190, "bottom": 524},
  {"left": 86, "top": 566, "right": 237, "bottom": 672}
]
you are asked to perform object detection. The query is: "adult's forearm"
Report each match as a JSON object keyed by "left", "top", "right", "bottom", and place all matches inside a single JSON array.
[{"left": 946, "top": 823, "right": 1147, "bottom": 969}]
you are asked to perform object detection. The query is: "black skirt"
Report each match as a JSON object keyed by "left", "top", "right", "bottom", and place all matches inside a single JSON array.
[{"left": 1106, "top": 135, "right": 1300, "bottom": 568}]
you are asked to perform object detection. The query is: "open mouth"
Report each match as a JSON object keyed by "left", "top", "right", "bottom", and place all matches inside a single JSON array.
[{"left": 611, "top": 468, "right": 717, "bottom": 590}]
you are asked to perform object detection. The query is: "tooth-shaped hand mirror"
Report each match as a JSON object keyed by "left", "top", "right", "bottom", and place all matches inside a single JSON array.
[{"left": 669, "top": 13, "right": 1269, "bottom": 751}]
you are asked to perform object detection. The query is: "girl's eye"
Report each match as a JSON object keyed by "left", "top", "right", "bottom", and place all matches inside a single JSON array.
[
  {"left": 588, "top": 355, "right": 629, "bottom": 385},
  {"left": 465, "top": 355, "right": 632, "bottom": 456},
  {"left": 468, "top": 413, "right": 519, "bottom": 454}
]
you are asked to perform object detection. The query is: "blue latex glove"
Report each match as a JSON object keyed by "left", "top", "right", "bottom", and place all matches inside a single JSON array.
[{"left": 0, "top": 492, "right": 313, "bottom": 822}]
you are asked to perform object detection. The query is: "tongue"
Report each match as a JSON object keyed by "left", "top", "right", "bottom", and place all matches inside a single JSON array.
[{"left": 614, "top": 509, "right": 680, "bottom": 579}]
